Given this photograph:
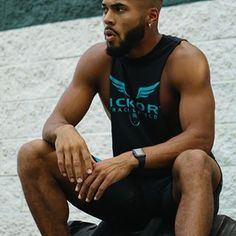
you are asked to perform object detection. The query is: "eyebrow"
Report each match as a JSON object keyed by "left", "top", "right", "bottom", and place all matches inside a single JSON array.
[{"left": 101, "top": 2, "right": 127, "bottom": 8}]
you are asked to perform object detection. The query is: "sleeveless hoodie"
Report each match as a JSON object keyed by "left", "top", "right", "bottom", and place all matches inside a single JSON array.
[{"left": 109, "top": 35, "right": 182, "bottom": 158}]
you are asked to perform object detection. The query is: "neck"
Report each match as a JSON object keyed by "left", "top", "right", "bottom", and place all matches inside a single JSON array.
[{"left": 127, "top": 31, "right": 162, "bottom": 59}]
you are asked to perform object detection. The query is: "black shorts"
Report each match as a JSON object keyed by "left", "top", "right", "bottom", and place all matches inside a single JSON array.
[{"left": 76, "top": 156, "right": 222, "bottom": 231}]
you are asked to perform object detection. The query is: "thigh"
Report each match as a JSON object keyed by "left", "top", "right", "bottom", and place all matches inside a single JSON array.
[{"left": 29, "top": 140, "right": 151, "bottom": 227}]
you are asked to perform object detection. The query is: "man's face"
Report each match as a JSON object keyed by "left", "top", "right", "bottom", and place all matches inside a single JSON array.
[{"left": 102, "top": 0, "right": 147, "bottom": 57}]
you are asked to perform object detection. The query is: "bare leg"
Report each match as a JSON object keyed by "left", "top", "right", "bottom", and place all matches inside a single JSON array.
[
  {"left": 17, "top": 139, "right": 79, "bottom": 236},
  {"left": 172, "top": 150, "right": 221, "bottom": 236}
]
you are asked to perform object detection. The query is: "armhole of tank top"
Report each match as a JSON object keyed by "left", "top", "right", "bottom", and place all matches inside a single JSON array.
[{"left": 157, "top": 39, "right": 184, "bottom": 104}]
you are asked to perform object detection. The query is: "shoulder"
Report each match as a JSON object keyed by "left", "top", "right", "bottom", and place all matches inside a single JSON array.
[
  {"left": 74, "top": 43, "right": 112, "bottom": 84},
  {"left": 168, "top": 40, "right": 208, "bottom": 69},
  {"left": 166, "top": 40, "right": 210, "bottom": 90},
  {"left": 77, "top": 43, "right": 112, "bottom": 77},
  {"left": 80, "top": 42, "right": 112, "bottom": 64}
]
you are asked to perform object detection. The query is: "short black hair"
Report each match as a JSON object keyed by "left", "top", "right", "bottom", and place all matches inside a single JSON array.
[{"left": 146, "top": 0, "right": 163, "bottom": 9}]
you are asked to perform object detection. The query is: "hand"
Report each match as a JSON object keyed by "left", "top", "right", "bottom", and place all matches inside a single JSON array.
[
  {"left": 76, "top": 152, "right": 138, "bottom": 202},
  {"left": 55, "top": 124, "right": 95, "bottom": 183}
]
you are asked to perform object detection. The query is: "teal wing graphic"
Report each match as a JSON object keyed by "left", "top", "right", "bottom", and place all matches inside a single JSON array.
[
  {"left": 136, "top": 82, "right": 160, "bottom": 99},
  {"left": 109, "top": 75, "right": 130, "bottom": 97}
]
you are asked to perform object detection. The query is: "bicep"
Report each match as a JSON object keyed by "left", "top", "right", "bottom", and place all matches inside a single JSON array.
[
  {"left": 179, "top": 80, "right": 215, "bottom": 136},
  {"left": 171, "top": 44, "right": 215, "bottom": 149}
]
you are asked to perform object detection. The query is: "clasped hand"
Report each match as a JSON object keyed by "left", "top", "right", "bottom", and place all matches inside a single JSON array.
[{"left": 55, "top": 125, "right": 134, "bottom": 202}]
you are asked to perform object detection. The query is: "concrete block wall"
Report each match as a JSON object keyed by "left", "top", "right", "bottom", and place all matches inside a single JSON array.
[{"left": 0, "top": 0, "right": 235, "bottom": 235}]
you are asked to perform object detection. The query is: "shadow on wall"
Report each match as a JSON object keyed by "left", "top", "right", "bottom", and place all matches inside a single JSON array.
[{"left": 0, "top": 0, "right": 208, "bottom": 31}]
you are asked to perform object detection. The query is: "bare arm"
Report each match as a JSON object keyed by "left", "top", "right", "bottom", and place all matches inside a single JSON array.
[
  {"left": 42, "top": 46, "right": 100, "bottom": 145},
  {"left": 42, "top": 43, "right": 111, "bottom": 183},
  {"left": 141, "top": 41, "right": 215, "bottom": 168}
]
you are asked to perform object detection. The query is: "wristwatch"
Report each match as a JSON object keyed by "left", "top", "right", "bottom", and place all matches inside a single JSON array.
[{"left": 132, "top": 148, "right": 146, "bottom": 169}]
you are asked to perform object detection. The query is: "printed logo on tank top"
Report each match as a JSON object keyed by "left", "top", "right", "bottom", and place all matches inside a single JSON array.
[{"left": 109, "top": 75, "right": 160, "bottom": 126}]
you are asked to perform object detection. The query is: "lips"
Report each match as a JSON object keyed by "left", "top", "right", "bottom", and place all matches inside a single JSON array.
[{"left": 104, "top": 28, "right": 117, "bottom": 42}]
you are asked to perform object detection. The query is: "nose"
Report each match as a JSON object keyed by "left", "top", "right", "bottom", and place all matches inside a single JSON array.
[{"left": 103, "top": 10, "right": 115, "bottom": 26}]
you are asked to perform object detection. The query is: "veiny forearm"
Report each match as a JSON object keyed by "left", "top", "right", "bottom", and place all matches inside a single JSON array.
[{"left": 143, "top": 130, "right": 213, "bottom": 169}]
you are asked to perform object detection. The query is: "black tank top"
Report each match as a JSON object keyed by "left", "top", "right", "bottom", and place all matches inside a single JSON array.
[{"left": 109, "top": 35, "right": 183, "bottom": 157}]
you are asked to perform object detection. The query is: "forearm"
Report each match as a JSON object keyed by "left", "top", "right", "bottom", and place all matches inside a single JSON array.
[{"left": 142, "top": 131, "right": 213, "bottom": 169}]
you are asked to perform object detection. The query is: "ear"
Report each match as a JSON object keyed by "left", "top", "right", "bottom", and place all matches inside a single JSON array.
[{"left": 146, "top": 8, "right": 160, "bottom": 26}]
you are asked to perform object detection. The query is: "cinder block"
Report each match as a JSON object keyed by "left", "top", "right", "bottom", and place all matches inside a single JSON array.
[
  {"left": 219, "top": 167, "right": 236, "bottom": 211},
  {"left": 213, "top": 82, "right": 236, "bottom": 124},
  {"left": 0, "top": 177, "right": 22, "bottom": 212},
  {"left": 196, "top": 38, "right": 236, "bottom": 84},
  {"left": 0, "top": 58, "right": 77, "bottom": 102},
  {"left": 0, "top": 17, "right": 103, "bottom": 67},
  {"left": 211, "top": 0, "right": 236, "bottom": 41},
  {"left": 0, "top": 212, "right": 40, "bottom": 236},
  {"left": 0, "top": 98, "right": 56, "bottom": 139},
  {"left": 0, "top": 138, "right": 32, "bottom": 176},
  {"left": 159, "top": 0, "right": 236, "bottom": 42},
  {"left": 213, "top": 124, "right": 236, "bottom": 167},
  {"left": 218, "top": 208, "right": 236, "bottom": 220}
]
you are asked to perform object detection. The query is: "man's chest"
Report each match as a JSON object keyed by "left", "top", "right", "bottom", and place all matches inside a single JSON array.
[{"left": 98, "top": 70, "right": 180, "bottom": 124}]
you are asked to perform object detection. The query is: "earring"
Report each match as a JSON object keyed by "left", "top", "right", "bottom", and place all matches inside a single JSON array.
[{"left": 149, "top": 23, "right": 152, "bottom": 29}]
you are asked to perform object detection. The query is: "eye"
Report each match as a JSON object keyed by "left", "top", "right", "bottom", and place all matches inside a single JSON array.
[{"left": 114, "top": 6, "right": 125, "bottom": 13}]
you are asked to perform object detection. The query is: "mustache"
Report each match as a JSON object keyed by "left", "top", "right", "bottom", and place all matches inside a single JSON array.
[{"left": 104, "top": 26, "right": 119, "bottom": 36}]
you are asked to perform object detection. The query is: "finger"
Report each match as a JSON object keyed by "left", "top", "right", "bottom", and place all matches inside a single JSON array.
[
  {"left": 81, "top": 148, "right": 93, "bottom": 175},
  {"left": 56, "top": 150, "right": 66, "bottom": 177},
  {"left": 78, "top": 174, "right": 96, "bottom": 201},
  {"left": 85, "top": 177, "right": 104, "bottom": 203},
  {"left": 94, "top": 177, "right": 113, "bottom": 201},
  {"left": 64, "top": 151, "right": 75, "bottom": 183},
  {"left": 72, "top": 151, "right": 83, "bottom": 183},
  {"left": 75, "top": 182, "right": 82, "bottom": 192}
]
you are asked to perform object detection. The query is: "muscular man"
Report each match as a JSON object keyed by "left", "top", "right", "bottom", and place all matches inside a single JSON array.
[{"left": 17, "top": 0, "right": 222, "bottom": 235}]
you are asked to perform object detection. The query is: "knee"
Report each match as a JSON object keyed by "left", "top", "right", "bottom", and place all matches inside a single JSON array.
[
  {"left": 17, "top": 139, "right": 47, "bottom": 177},
  {"left": 173, "top": 149, "right": 212, "bottom": 182}
]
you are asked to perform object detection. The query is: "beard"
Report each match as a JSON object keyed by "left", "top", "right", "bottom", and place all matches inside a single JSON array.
[{"left": 106, "top": 20, "right": 146, "bottom": 58}]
